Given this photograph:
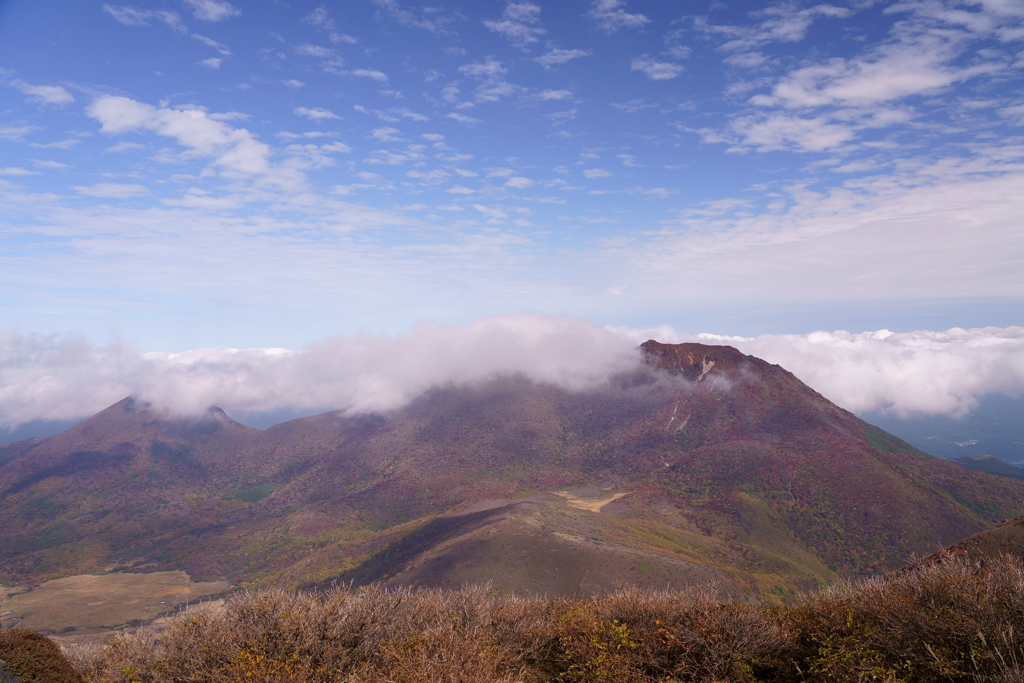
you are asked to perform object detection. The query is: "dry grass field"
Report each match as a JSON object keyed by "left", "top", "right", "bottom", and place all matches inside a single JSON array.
[{"left": 1, "top": 571, "right": 228, "bottom": 634}]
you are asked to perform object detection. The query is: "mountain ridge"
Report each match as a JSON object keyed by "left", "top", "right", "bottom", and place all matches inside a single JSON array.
[{"left": 1, "top": 341, "right": 1022, "bottom": 600}]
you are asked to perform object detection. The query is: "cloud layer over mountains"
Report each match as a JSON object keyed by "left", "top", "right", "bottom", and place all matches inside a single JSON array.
[{"left": 2, "top": 316, "right": 1023, "bottom": 430}]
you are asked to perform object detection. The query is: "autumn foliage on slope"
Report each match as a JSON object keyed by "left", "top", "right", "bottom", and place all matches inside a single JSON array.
[{"left": 65, "top": 555, "right": 1024, "bottom": 683}]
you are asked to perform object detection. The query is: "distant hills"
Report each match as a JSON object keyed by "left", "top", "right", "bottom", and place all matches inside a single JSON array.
[
  {"left": 866, "top": 393, "right": 1024, "bottom": 464},
  {"left": 2, "top": 341, "right": 1023, "bottom": 599}
]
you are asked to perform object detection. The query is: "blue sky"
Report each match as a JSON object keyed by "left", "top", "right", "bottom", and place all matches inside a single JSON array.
[{"left": 1, "top": 0, "right": 1023, "bottom": 351}]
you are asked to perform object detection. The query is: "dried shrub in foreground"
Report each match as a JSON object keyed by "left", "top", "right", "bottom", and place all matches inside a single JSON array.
[
  {"left": 62, "top": 555, "right": 1024, "bottom": 683},
  {"left": 785, "top": 555, "right": 1024, "bottom": 682},
  {"left": 0, "top": 629, "right": 85, "bottom": 683}
]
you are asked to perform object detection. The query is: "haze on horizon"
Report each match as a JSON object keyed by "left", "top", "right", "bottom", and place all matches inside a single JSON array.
[{"left": 0, "top": 0, "right": 1022, "bottom": 432}]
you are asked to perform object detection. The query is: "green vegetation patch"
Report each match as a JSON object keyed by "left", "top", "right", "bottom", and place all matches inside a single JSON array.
[
  {"left": 864, "top": 425, "right": 930, "bottom": 456},
  {"left": 236, "top": 484, "right": 274, "bottom": 503}
]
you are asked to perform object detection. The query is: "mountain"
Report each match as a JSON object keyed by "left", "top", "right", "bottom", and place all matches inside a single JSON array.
[
  {"left": 864, "top": 393, "right": 1024, "bottom": 464},
  {"left": 950, "top": 454, "right": 1024, "bottom": 480},
  {"left": 2, "top": 341, "right": 1023, "bottom": 601},
  {"left": 918, "top": 512, "right": 1024, "bottom": 566}
]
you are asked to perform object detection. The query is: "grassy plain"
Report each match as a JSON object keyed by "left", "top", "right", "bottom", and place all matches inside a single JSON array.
[{"left": 1, "top": 571, "right": 227, "bottom": 633}]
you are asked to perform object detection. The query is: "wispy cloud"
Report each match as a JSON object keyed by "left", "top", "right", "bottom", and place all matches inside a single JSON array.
[
  {"left": 371, "top": 0, "right": 463, "bottom": 33},
  {"left": 586, "top": 0, "right": 649, "bottom": 33},
  {"left": 630, "top": 55, "right": 683, "bottom": 80},
  {"left": 12, "top": 80, "right": 75, "bottom": 106},
  {"left": 295, "top": 43, "right": 335, "bottom": 58},
  {"left": 350, "top": 69, "right": 389, "bottom": 81},
  {"left": 371, "top": 126, "right": 403, "bottom": 141},
  {"left": 446, "top": 112, "right": 481, "bottom": 124},
  {"left": 102, "top": 4, "right": 186, "bottom": 32},
  {"left": 534, "top": 48, "right": 592, "bottom": 69},
  {"left": 73, "top": 182, "right": 150, "bottom": 198},
  {"left": 302, "top": 6, "right": 358, "bottom": 44},
  {"left": 294, "top": 107, "right": 342, "bottom": 121},
  {"left": 182, "top": 0, "right": 240, "bottom": 22},
  {"left": 192, "top": 33, "right": 232, "bottom": 55},
  {"left": 483, "top": 2, "right": 545, "bottom": 49},
  {"left": 696, "top": 3, "right": 851, "bottom": 52}
]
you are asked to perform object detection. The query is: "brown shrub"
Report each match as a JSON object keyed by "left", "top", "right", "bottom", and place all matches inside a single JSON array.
[
  {"left": 63, "top": 556, "right": 1024, "bottom": 683},
  {"left": 0, "top": 629, "right": 85, "bottom": 683},
  {"left": 786, "top": 554, "right": 1024, "bottom": 682}
]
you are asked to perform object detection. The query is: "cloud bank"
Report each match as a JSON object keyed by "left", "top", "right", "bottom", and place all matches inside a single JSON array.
[
  {"left": 616, "top": 325, "right": 1024, "bottom": 418},
  {"left": 3, "top": 317, "right": 1024, "bottom": 431},
  {"left": 0, "top": 316, "right": 639, "bottom": 429}
]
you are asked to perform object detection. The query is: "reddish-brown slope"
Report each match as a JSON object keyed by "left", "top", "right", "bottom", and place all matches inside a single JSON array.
[{"left": 1, "top": 342, "right": 1023, "bottom": 594}]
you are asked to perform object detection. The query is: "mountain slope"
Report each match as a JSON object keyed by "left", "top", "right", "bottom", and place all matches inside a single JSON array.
[{"left": 2, "top": 342, "right": 1022, "bottom": 598}]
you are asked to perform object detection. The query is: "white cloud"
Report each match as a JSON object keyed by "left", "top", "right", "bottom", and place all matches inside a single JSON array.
[
  {"left": 371, "top": 0, "right": 461, "bottom": 33},
  {"left": 29, "top": 139, "right": 79, "bottom": 149},
  {"left": 350, "top": 69, "right": 389, "bottom": 81},
  {"left": 586, "top": 0, "right": 649, "bottom": 33},
  {"left": 296, "top": 43, "right": 335, "bottom": 58},
  {"left": 534, "top": 48, "right": 591, "bottom": 69},
  {"left": 183, "top": 0, "right": 240, "bottom": 22},
  {"left": 73, "top": 183, "right": 150, "bottom": 198},
  {"left": 87, "top": 96, "right": 271, "bottom": 176},
  {"left": 447, "top": 185, "right": 475, "bottom": 194},
  {"left": 458, "top": 57, "right": 525, "bottom": 104},
  {"left": 630, "top": 55, "right": 683, "bottom": 80},
  {"left": 548, "top": 108, "right": 577, "bottom": 124},
  {"left": 301, "top": 5, "right": 355, "bottom": 43},
  {"left": 483, "top": 2, "right": 545, "bottom": 49},
  {"left": 14, "top": 312, "right": 1024, "bottom": 427},
  {"left": 504, "top": 176, "right": 534, "bottom": 188},
  {"left": 407, "top": 168, "right": 450, "bottom": 183},
  {"left": 697, "top": 4, "right": 851, "bottom": 52},
  {"left": 0, "top": 167, "right": 37, "bottom": 176},
  {"left": 371, "top": 126, "right": 403, "bottom": 141},
  {"left": 13, "top": 80, "right": 74, "bottom": 106},
  {"left": 0, "top": 316, "right": 640, "bottom": 426},
  {"left": 750, "top": 35, "right": 996, "bottom": 110},
  {"left": 459, "top": 58, "right": 508, "bottom": 79},
  {"left": 355, "top": 105, "right": 428, "bottom": 122},
  {"left": 295, "top": 106, "right": 342, "bottom": 121},
  {"left": 615, "top": 325, "right": 1024, "bottom": 419},
  {"left": 283, "top": 79, "right": 306, "bottom": 89},
  {"left": 446, "top": 112, "right": 481, "bottom": 124},
  {"left": 192, "top": 33, "right": 232, "bottom": 55},
  {"left": 197, "top": 57, "right": 222, "bottom": 69},
  {"left": 583, "top": 168, "right": 612, "bottom": 178},
  {"left": 724, "top": 51, "right": 769, "bottom": 69},
  {"left": 0, "top": 125, "right": 39, "bottom": 140},
  {"left": 701, "top": 112, "right": 858, "bottom": 153},
  {"left": 538, "top": 89, "right": 573, "bottom": 101},
  {"left": 276, "top": 131, "right": 339, "bottom": 140},
  {"left": 610, "top": 98, "right": 656, "bottom": 113},
  {"left": 102, "top": 4, "right": 186, "bottom": 32},
  {"left": 31, "top": 159, "right": 69, "bottom": 170}
]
